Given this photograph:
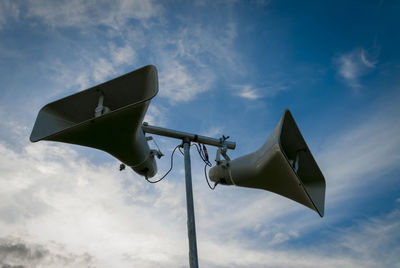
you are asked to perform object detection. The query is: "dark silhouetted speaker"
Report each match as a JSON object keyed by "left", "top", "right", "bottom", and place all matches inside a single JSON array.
[
  {"left": 30, "top": 65, "right": 158, "bottom": 178},
  {"left": 209, "top": 109, "right": 326, "bottom": 216}
]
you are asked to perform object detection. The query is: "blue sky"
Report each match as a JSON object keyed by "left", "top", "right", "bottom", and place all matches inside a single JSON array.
[{"left": 1, "top": 0, "right": 400, "bottom": 267}]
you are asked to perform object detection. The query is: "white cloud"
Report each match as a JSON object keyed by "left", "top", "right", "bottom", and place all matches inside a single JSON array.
[
  {"left": 169, "top": 23, "right": 238, "bottom": 67},
  {"left": 2, "top": 1, "right": 242, "bottom": 105},
  {"left": 43, "top": 41, "right": 139, "bottom": 93},
  {"left": 92, "top": 57, "right": 117, "bottom": 83},
  {"left": 317, "top": 92, "right": 400, "bottom": 202},
  {"left": 154, "top": 22, "right": 241, "bottom": 103},
  {"left": 202, "top": 207, "right": 400, "bottom": 268},
  {"left": 200, "top": 126, "right": 224, "bottom": 138},
  {"left": 193, "top": 207, "right": 400, "bottom": 268},
  {"left": 1, "top": 134, "right": 400, "bottom": 267},
  {"left": 1, "top": 89, "right": 400, "bottom": 267},
  {"left": 109, "top": 44, "right": 136, "bottom": 65},
  {"left": 335, "top": 47, "right": 378, "bottom": 90},
  {"left": 3, "top": 2, "right": 400, "bottom": 266},
  {"left": 0, "top": 140, "right": 189, "bottom": 267},
  {"left": 0, "top": 0, "right": 19, "bottom": 30},
  {"left": 25, "top": 0, "right": 161, "bottom": 30},
  {"left": 0, "top": 237, "right": 95, "bottom": 268},
  {"left": 9, "top": 2, "right": 241, "bottom": 105},
  {"left": 144, "top": 104, "right": 168, "bottom": 127},
  {"left": 158, "top": 60, "right": 214, "bottom": 103},
  {"left": 233, "top": 84, "right": 288, "bottom": 100},
  {"left": 360, "top": 49, "right": 377, "bottom": 68},
  {"left": 332, "top": 208, "right": 400, "bottom": 267},
  {"left": 235, "top": 84, "right": 261, "bottom": 100}
]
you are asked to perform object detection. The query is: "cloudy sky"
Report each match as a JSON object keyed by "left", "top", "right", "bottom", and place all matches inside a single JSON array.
[{"left": 1, "top": 0, "right": 400, "bottom": 267}]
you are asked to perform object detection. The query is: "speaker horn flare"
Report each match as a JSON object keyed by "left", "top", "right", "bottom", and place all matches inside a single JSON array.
[
  {"left": 30, "top": 65, "right": 159, "bottom": 178},
  {"left": 209, "top": 110, "right": 326, "bottom": 216}
]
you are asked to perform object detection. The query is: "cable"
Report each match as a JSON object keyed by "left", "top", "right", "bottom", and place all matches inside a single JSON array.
[
  {"left": 204, "top": 162, "right": 218, "bottom": 190},
  {"left": 143, "top": 141, "right": 217, "bottom": 189},
  {"left": 193, "top": 143, "right": 211, "bottom": 166},
  {"left": 144, "top": 144, "right": 180, "bottom": 184},
  {"left": 193, "top": 143, "right": 217, "bottom": 190},
  {"left": 178, "top": 146, "right": 184, "bottom": 156}
]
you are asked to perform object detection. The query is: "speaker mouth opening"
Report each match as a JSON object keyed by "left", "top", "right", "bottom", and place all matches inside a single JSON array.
[
  {"left": 279, "top": 110, "right": 326, "bottom": 217},
  {"left": 30, "top": 65, "right": 158, "bottom": 143}
]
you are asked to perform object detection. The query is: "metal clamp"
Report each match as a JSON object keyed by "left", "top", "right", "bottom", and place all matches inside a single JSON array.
[{"left": 94, "top": 91, "right": 110, "bottom": 117}]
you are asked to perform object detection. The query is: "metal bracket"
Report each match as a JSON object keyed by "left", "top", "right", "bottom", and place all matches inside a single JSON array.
[
  {"left": 146, "top": 136, "right": 164, "bottom": 159},
  {"left": 94, "top": 91, "right": 110, "bottom": 117},
  {"left": 150, "top": 149, "right": 164, "bottom": 159},
  {"left": 215, "top": 135, "right": 231, "bottom": 168}
]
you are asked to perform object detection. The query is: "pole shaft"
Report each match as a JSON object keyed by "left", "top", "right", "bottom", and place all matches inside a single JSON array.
[
  {"left": 183, "top": 138, "right": 199, "bottom": 268},
  {"left": 142, "top": 123, "right": 236, "bottom": 150}
]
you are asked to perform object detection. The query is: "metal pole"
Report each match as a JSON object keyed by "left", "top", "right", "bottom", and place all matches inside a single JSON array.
[
  {"left": 142, "top": 122, "right": 236, "bottom": 150},
  {"left": 183, "top": 137, "right": 199, "bottom": 268},
  {"left": 141, "top": 124, "right": 235, "bottom": 266}
]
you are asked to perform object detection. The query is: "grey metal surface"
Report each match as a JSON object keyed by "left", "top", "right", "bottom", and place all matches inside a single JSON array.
[
  {"left": 142, "top": 123, "right": 236, "bottom": 150},
  {"left": 183, "top": 138, "right": 199, "bottom": 268},
  {"left": 209, "top": 109, "right": 326, "bottom": 217},
  {"left": 30, "top": 65, "right": 159, "bottom": 178}
]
